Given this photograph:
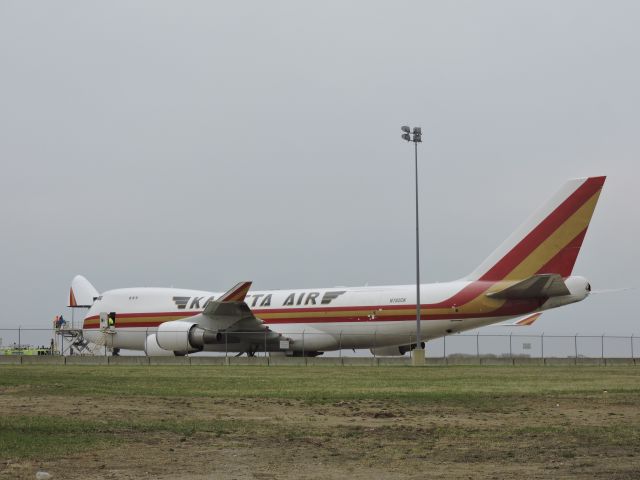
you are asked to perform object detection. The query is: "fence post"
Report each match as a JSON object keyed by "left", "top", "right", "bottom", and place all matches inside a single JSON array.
[
  {"left": 145, "top": 328, "right": 148, "bottom": 355},
  {"left": 509, "top": 333, "right": 512, "bottom": 359},
  {"left": 18, "top": 326, "right": 21, "bottom": 352},
  {"left": 476, "top": 333, "right": 479, "bottom": 358},
  {"left": 632, "top": 334, "right": 635, "bottom": 360},
  {"left": 302, "top": 330, "right": 305, "bottom": 358},
  {"left": 541, "top": 332, "right": 544, "bottom": 360},
  {"left": 264, "top": 331, "right": 267, "bottom": 357},
  {"left": 443, "top": 335, "right": 446, "bottom": 360},
  {"left": 574, "top": 333, "right": 578, "bottom": 359},
  {"left": 601, "top": 334, "right": 605, "bottom": 360},
  {"left": 339, "top": 331, "right": 342, "bottom": 358},
  {"left": 373, "top": 330, "right": 377, "bottom": 358},
  {"left": 225, "top": 331, "right": 228, "bottom": 357}
]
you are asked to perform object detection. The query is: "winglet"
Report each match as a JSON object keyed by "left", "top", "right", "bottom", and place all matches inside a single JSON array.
[
  {"left": 69, "top": 275, "right": 99, "bottom": 307},
  {"left": 217, "top": 281, "right": 252, "bottom": 303}
]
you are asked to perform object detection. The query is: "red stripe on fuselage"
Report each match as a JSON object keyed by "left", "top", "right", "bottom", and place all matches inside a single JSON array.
[{"left": 82, "top": 299, "right": 538, "bottom": 328}]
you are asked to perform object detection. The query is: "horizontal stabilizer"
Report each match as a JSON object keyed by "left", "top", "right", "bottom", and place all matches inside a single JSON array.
[
  {"left": 492, "top": 313, "right": 542, "bottom": 327},
  {"left": 487, "top": 274, "right": 570, "bottom": 300}
]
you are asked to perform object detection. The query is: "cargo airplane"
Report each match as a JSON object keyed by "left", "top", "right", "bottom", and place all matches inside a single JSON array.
[{"left": 71, "top": 176, "right": 605, "bottom": 356}]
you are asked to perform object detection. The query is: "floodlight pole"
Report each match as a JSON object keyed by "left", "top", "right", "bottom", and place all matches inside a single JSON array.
[
  {"left": 401, "top": 126, "right": 424, "bottom": 366},
  {"left": 413, "top": 140, "right": 421, "bottom": 350}
]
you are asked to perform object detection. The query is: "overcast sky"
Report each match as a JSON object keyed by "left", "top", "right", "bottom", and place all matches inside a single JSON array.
[{"left": 1, "top": 1, "right": 638, "bottom": 344}]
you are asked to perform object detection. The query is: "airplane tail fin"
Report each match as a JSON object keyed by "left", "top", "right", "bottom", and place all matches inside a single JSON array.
[
  {"left": 465, "top": 176, "right": 606, "bottom": 282},
  {"left": 69, "top": 275, "right": 99, "bottom": 307}
]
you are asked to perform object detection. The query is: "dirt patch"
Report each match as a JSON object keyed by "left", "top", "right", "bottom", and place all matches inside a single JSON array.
[{"left": 2, "top": 392, "right": 639, "bottom": 479}]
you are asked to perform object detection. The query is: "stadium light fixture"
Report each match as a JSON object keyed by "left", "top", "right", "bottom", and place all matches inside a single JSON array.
[{"left": 401, "top": 126, "right": 425, "bottom": 366}]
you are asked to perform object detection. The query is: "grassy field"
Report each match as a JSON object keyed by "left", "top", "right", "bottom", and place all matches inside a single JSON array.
[{"left": 1, "top": 365, "right": 639, "bottom": 479}]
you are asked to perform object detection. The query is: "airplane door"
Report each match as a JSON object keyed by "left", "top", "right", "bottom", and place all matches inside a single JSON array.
[{"left": 99, "top": 312, "right": 108, "bottom": 329}]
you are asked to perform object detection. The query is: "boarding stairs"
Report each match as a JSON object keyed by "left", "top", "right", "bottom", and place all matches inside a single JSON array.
[{"left": 56, "top": 326, "right": 114, "bottom": 356}]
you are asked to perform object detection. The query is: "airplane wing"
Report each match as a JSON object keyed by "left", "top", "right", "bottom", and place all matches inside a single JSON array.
[
  {"left": 199, "top": 281, "right": 267, "bottom": 332},
  {"left": 486, "top": 274, "right": 570, "bottom": 300},
  {"left": 185, "top": 282, "right": 282, "bottom": 347},
  {"left": 491, "top": 313, "right": 542, "bottom": 327}
]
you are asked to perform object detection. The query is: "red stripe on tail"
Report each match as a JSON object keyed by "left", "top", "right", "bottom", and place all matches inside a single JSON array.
[
  {"left": 535, "top": 228, "right": 588, "bottom": 277},
  {"left": 479, "top": 176, "right": 605, "bottom": 281}
]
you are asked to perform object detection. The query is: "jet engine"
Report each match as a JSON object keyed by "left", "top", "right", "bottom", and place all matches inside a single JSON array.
[
  {"left": 144, "top": 333, "right": 175, "bottom": 356},
  {"left": 154, "top": 320, "right": 221, "bottom": 353},
  {"left": 370, "top": 342, "right": 425, "bottom": 357}
]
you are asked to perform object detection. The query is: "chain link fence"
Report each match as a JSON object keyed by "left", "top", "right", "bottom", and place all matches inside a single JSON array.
[{"left": 1, "top": 327, "right": 638, "bottom": 359}]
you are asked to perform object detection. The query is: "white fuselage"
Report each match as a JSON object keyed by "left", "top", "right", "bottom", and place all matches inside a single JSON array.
[
  {"left": 77, "top": 176, "right": 605, "bottom": 356},
  {"left": 83, "top": 278, "right": 589, "bottom": 354}
]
